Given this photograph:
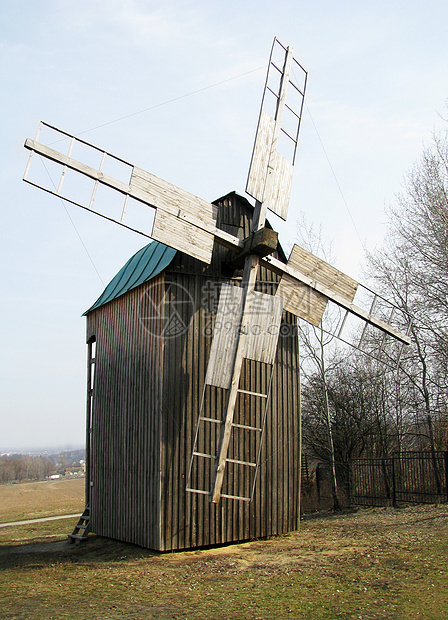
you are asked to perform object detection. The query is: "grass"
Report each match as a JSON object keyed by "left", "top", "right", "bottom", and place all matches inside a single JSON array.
[
  {"left": 0, "top": 504, "right": 447, "bottom": 619},
  {"left": 0, "top": 478, "right": 84, "bottom": 523}
]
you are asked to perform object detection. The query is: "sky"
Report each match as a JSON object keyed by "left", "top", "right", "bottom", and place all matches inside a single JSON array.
[{"left": 1, "top": 0, "right": 447, "bottom": 451}]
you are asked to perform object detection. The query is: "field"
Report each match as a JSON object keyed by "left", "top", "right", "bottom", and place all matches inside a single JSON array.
[
  {"left": 0, "top": 480, "right": 447, "bottom": 619},
  {"left": 0, "top": 477, "right": 85, "bottom": 523}
]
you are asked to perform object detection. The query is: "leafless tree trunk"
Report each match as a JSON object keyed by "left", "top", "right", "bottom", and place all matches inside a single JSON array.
[{"left": 366, "top": 121, "right": 448, "bottom": 457}]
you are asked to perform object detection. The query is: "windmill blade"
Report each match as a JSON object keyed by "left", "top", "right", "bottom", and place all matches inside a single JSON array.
[
  {"left": 276, "top": 244, "right": 358, "bottom": 327},
  {"left": 246, "top": 38, "right": 307, "bottom": 221},
  {"left": 204, "top": 283, "right": 283, "bottom": 389},
  {"left": 261, "top": 246, "right": 412, "bottom": 349},
  {"left": 23, "top": 122, "right": 242, "bottom": 264}
]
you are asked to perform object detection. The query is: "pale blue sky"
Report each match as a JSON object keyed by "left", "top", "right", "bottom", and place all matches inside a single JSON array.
[{"left": 1, "top": 0, "right": 447, "bottom": 450}]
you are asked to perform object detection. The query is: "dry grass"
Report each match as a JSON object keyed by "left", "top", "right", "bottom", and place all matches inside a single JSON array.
[
  {"left": 0, "top": 478, "right": 84, "bottom": 523},
  {"left": 0, "top": 504, "right": 447, "bottom": 619}
]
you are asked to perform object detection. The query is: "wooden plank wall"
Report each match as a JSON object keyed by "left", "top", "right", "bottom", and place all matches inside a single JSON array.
[
  {"left": 159, "top": 280, "right": 300, "bottom": 550},
  {"left": 86, "top": 276, "right": 165, "bottom": 549}
]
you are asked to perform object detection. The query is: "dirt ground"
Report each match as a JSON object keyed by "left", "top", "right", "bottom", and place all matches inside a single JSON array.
[
  {"left": 0, "top": 503, "right": 447, "bottom": 619},
  {"left": 0, "top": 477, "right": 85, "bottom": 523}
]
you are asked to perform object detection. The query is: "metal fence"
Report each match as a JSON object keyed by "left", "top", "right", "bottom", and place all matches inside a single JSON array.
[{"left": 349, "top": 451, "right": 448, "bottom": 507}]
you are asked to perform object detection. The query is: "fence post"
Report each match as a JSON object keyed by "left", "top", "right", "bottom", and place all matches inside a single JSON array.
[
  {"left": 347, "top": 461, "right": 351, "bottom": 507},
  {"left": 392, "top": 454, "right": 397, "bottom": 508},
  {"left": 445, "top": 451, "right": 448, "bottom": 503},
  {"left": 382, "top": 459, "right": 391, "bottom": 504}
]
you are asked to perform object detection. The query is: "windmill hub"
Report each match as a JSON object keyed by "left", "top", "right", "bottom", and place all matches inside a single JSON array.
[{"left": 229, "top": 226, "right": 278, "bottom": 269}]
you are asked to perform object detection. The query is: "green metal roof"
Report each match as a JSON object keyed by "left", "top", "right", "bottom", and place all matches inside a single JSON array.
[{"left": 84, "top": 241, "right": 177, "bottom": 314}]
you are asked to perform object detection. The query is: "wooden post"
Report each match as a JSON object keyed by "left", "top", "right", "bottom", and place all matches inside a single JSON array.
[
  {"left": 444, "top": 451, "right": 448, "bottom": 503},
  {"left": 85, "top": 337, "right": 95, "bottom": 507}
]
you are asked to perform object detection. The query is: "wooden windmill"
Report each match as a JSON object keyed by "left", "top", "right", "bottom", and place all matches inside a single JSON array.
[{"left": 23, "top": 38, "right": 411, "bottom": 548}]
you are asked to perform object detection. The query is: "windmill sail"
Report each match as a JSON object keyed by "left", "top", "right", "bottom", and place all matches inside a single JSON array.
[
  {"left": 246, "top": 38, "right": 307, "bottom": 220},
  {"left": 23, "top": 123, "right": 239, "bottom": 265},
  {"left": 204, "top": 284, "right": 284, "bottom": 389}
]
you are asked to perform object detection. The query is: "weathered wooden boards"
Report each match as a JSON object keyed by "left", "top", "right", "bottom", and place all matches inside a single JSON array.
[
  {"left": 85, "top": 195, "right": 302, "bottom": 549},
  {"left": 24, "top": 131, "right": 240, "bottom": 265},
  {"left": 246, "top": 111, "right": 294, "bottom": 220},
  {"left": 131, "top": 166, "right": 216, "bottom": 264},
  {"left": 246, "top": 39, "right": 307, "bottom": 221},
  {"left": 87, "top": 277, "right": 165, "bottom": 550},
  {"left": 276, "top": 243, "right": 358, "bottom": 326},
  {"left": 205, "top": 284, "right": 283, "bottom": 389}
]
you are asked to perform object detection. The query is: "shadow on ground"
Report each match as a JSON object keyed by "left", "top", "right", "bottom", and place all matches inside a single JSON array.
[{"left": 0, "top": 534, "right": 158, "bottom": 570}]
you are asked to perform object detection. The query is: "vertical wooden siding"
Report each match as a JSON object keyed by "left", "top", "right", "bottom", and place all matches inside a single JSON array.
[
  {"left": 159, "top": 284, "right": 300, "bottom": 550},
  {"left": 87, "top": 275, "right": 165, "bottom": 549}
]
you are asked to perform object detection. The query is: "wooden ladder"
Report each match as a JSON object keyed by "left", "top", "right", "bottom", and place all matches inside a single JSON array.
[
  {"left": 67, "top": 505, "right": 90, "bottom": 543},
  {"left": 186, "top": 365, "right": 274, "bottom": 502}
]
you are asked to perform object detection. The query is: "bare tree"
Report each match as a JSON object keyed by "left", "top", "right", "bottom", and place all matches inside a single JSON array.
[
  {"left": 299, "top": 323, "right": 342, "bottom": 510},
  {"left": 295, "top": 216, "right": 343, "bottom": 509},
  {"left": 366, "top": 122, "right": 448, "bottom": 453}
]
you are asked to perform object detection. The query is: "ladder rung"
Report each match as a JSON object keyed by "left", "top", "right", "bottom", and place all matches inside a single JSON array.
[
  {"left": 200, "top": 416, "right": 222, "bottom": 424},
  {"left": 232, "top": 422, "right": 262, "bottom": 432},
  {"left": 193, "top": 451, "right": 215, "bottom": 460},
  {"left": 237, "top": 388, "right": 268, "bottom": 398},
  {"left": 186, "top": 487, "right": 209, "bottom": 495},
  {"left": 221, "top": 493, "right": 251, "bottom": 502},
  {"left": 67, "top": 534, "right": 88, "bottom": 541},
  {"left": 68, "top": 503, "right": 91, "bottom": 543},
  {"left": 226, "top": 457, "right": 257, "bottom": 468}
]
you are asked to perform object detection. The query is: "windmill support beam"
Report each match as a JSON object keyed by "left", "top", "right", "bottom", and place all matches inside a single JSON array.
[
  {"left": 207, "top": 46, "right": 299, "bottom": 507},
  {"left": 210, "top": 191, "right": 277, "bottom": 503}
]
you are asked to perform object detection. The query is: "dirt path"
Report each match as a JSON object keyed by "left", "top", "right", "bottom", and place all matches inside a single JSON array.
[{"left": 0, "top": 513, "right": 81, "bottom": 528}]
